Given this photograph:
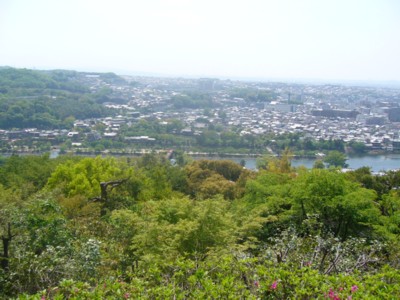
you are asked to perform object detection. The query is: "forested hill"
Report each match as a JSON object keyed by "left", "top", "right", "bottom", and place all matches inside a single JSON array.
[
  {"left": 0, "top": 68, "right": 123, "bottom": 129},
  {"left": 0, "top": 153, "right": 399, "bottom": 298},
  {"left": 0, "top": 68, "right": 88, "bottom": 93}
]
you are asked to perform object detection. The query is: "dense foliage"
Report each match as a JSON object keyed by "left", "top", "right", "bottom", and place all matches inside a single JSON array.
[
  {"left": 169, "top": 91, "right": 217, "bottom": 109},
  {"left": 230, "top": 87, "right": 277, "bottom": 103},
  {"left": 0, "top": 68, "right": 111, "bottom": 129},
  {"left": 0, "top": 154, "right": 399, "bottom": 299}
]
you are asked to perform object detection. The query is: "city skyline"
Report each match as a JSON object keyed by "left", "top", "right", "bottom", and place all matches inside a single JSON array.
[{"left": 1, "top": 0, "right": 400, "bottom": 82}]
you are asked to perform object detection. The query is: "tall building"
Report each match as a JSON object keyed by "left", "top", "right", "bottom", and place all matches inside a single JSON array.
[
  {"left": 311, "top": 109, "right": 359, "bottom": 119},
  {"left": 388, "top": 108, "right": 400, "bottom": 122},
  {"left": 198, "top": 78, "right": 217, "bottom": 91}
]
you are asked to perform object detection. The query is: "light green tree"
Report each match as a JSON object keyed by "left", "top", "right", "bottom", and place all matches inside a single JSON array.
[
  {"left": 323, "top": 151, "right": 348, "bottom": 168},
  {"left": 291, "top": 169, "right": 381, "bottom": 239}
]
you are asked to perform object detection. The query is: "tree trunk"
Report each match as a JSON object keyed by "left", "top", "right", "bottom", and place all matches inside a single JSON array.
[
  {"left": 91, "top": 179, "right": 127, "bottom": 216},
  {"left": 1, "top": 223, "right": 12, "bottom": 272}
]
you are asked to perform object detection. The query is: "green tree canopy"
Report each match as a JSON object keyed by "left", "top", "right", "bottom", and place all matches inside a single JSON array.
[
  {"left": 291, "top": 169, "right": 381, "bottom": 239},
  {"left": 323, "top": 151, "right": 348, "bottom": 168}
]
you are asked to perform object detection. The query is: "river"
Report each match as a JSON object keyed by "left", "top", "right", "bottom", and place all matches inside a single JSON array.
[
  {"left": 6, "top": 150, "right": 400, "bottom": 172},
  {"left": 197, "top": 154, "right": 400, "bottom": 172}
]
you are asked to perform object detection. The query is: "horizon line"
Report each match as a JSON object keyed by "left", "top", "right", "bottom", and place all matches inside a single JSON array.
[{"left": 2, "top": 65, "right": 400, "bottom": 88}]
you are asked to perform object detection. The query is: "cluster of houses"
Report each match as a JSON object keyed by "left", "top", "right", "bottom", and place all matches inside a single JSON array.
[{"left": 1, "top": 73, "right": 400, "bottom": 153}]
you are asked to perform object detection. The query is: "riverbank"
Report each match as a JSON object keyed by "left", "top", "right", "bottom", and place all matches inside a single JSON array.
[
  {"left": 0, "top": 147, "right": 398, "bottom": 161},
  {"left": 2, "top": 146, "right": 398, "bottom": 159},
  {"left": 1, "top": 149, "right": 399, "bottom": 172}
]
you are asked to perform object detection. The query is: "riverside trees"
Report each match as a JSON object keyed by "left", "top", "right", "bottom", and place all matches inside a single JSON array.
[{"left": 0, "top": 154, "right": 398, "bottom": 298}]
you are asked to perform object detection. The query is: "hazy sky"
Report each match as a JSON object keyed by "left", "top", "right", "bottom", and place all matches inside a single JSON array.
[{"left": 1, "top": 0, "right": 400, "bottom": 81}]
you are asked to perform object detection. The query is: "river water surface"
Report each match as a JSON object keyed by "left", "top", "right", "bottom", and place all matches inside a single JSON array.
[
  {"left": 200, "top": 154, "right": 400, "bottom": 172},
  {"left": 26, "top": 150, "right": 400, "bottom": 172}
]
